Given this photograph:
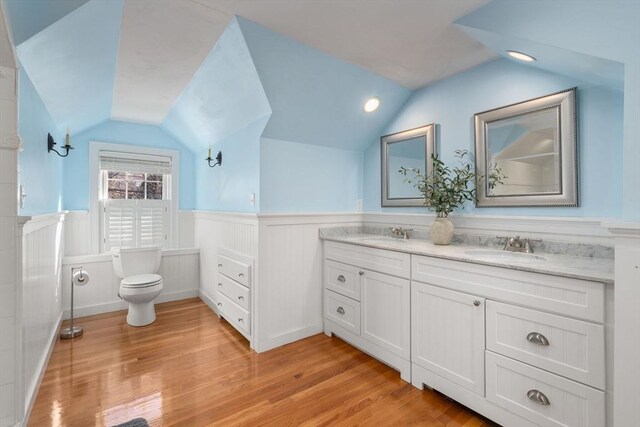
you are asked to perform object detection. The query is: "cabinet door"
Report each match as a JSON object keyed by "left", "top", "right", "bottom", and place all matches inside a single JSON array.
[
  {"left": 360, "top": 270, "right": 410, "bottom": 359},
  {"left": 412, "top": 282, "right": 485, "bottom": 396}
]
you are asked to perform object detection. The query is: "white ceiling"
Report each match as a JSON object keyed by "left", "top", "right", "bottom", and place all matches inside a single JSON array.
[
  {"left": 108, "top": 0, "right": 495, "bottom": 124},
  {"left": 194, "top": 0, "right": 496, "bottom": 89},
  {"left": 112, "top": 0, "right": 233, "bottom": 124}
]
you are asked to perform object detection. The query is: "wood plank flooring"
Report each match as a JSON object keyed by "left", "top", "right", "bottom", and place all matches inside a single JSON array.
[{"left": 29, "top": 298, "right": 497, "bottom": 426}]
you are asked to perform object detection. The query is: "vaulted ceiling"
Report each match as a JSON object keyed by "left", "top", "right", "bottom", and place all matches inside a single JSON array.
[{"left": 4, "top": 0, "right": 496, "bottom": 152}]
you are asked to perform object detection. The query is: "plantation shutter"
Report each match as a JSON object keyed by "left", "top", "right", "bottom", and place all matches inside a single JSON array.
[
  {"left": 103, "top": 200, "right": 169, "bottom": 251},
  {"left": 103, "top": 201, "right": 137, "bottom": 250},
  {"left": 99, "top": 151, "right": 172, "bottom": 175},
  {"left": 138, "top": 201, "right": 169, "bottom": 248}
]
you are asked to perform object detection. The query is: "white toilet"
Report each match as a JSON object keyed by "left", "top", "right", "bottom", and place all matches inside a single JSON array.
[{"left": 112, "top": 247, "right": 164, "bottom": 326}]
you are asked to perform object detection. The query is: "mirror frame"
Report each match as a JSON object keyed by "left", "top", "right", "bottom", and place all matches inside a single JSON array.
[
  {"left": 474, "top": 87, "right": 578, "bottom": 207},
  {"left": 381, "top": 124, "right": 436, "bottom": 207}
]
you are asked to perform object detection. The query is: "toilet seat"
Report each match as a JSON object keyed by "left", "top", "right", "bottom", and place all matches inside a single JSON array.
[{"left": 121, "top": 274, "right": 163, "bottom": 288}]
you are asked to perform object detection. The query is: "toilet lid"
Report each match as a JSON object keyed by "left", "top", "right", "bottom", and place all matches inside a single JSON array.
[{"left": 121, "top": 274, "right": 162, "bottom": 288}]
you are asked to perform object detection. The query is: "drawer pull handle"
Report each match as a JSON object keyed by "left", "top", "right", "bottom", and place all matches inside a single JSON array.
[
  {"left": 527, "top": 332, "right": 550, "bottom": 346},
  {"left": 238, "top": 318, "right": 244, "bottom": 322},
  {"left": 336, "top": 306, "right": 345, "bottom": 315},
  {"left": 359, "top": 271, "right": 364, "bottom": 276},
  {"left": 238, "top": 296, "right": 244, "bottom": 300},
  {"left": 473, "top": 300, "right": 481, "bottom": 307},
  {"left": 337, "top": 275, "right": 346, "bottom": 282},
  {"left": 527, "top": 389, "right": 550, "bottom": 406},
  {"left": 217, "top": 283, "right": 222, "bottom": 287},
  {"left": 217, "top": 302, "right": 221, "bottom": 307},
  {"left": 218, "top": 263, "right": 222, "bottom": 268},
  {"left": 239, "top": 273, "right": 244, "bottom": 277}
]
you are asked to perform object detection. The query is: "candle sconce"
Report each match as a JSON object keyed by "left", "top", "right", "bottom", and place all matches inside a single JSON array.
[
  {"left": 206, "top": 150, "right": 222, "bottom": 168},
  {"left": 48, "top": 130, "right": 73, "bottom": 157}
]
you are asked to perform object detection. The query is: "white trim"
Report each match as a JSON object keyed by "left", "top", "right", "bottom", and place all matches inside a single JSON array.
[
  {"left": 89, "top": 141, "right": 180, "bottom": 253},
  {"left": 21, "top": 312, "right": 62, "bottom": 427},
  {"left": 62, "top": 247, "right": 199, "bottom": 265},
  {"left": 62, "top": 289, "right": 199, "bottom": 319},
  {"left": 19, "top": 211, "right": 67, "bottom": 235},
  {"left": 199, "top": 290, "right": 220, "bottom": 316}
]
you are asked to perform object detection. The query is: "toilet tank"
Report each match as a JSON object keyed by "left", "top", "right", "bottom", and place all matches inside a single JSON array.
[{"left": 112, "top": 247, "right": 162, "bottom": 278}]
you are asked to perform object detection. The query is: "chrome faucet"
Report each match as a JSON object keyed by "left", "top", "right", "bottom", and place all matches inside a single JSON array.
[
  {"left": 497, "top": 235, "right": 542, "bottom": 253},
  {"left": 390, "top": 227, "right": 413, "bottom": 240}
]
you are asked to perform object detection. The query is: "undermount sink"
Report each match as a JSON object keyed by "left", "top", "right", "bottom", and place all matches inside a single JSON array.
[{"left": 464, "top": 249, "right": 547, "bottom": 262}]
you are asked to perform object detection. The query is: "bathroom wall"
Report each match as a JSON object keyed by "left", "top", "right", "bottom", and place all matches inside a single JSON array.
[
  {"left": 19, "top": 213, "right": 64, "bottom": 424},
  {"left": 260, "top": 138, "right": 363, "bottom": 213},
  {"left": 61, "top": 249, "right": 199, "bottom": 318},
  {"left": 363, "top": 59, "right": 624, "bottom": 218},
  {"left": 194, "top": 117, "right": 266, "bottom": 213},
  {"left": 62, "top": 120, "right": 196, "bottom": 211},
  {"left": 17, "top": 67, "right": 63, "bottom": 216}
]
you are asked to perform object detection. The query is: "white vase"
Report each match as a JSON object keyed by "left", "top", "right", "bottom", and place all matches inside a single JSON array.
[{"left": 430, "top": 215, "right": 454, "bottom": 245}]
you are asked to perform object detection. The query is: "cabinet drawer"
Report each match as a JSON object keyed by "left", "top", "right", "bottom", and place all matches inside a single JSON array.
[
  {"left": 325, "top": 260, "right": 360, "bottom": 301},
  {"left": 217, "top": 292, "right": 251, "bottom": 336},
  {"left": 486, "top": 352, "right": 605, "bottom": 427},
  {"left": 325, "top": 241, "right": 410, "bottom": 278},
  {"left": 217, "top": 273, "right": 250, "bottom": 311},
  {"left": 325, "top": 290, "right": 360, "bottom": 335},
  {"left": 487, "top": 301, "right": 605, "bottom": 389},
  {"left": 411, "top": 255, "right": 605, "bottom": 322},
  {"left": 218, "top": 254, "right": 251, "bottom": 287}
]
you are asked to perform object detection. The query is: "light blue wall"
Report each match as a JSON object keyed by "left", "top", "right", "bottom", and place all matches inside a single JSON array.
[
  {"left": 17, "top": 67, "right": 63, "bottom": 216},
  {"left": 15, "top": 0, "right": 123, "bottom": 134},
  {"left": 260, "top": 138, "right": 363, "bottom": 213},
  {"left": 195, "top": 117, "right": 267, "bottom": 212},
  {"left": 363, "top": 59, "right": 624, "bottom": 217},
  {"left": 162, "top": 17, "right": 271, "bottom": 153},
  {"left": 62, "top": 120, "right": 196, "bottom": 210},
  {"left": 455, "top": 0, "right": 639, "bottom": 221},
  {"left": 238, "top": 17, "right": 412, "bottom": 151}
]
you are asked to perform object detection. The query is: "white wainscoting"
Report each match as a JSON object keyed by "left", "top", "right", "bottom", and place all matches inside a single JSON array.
[
  {"left": 255, "top": 213, "right": 361, "bottom": 352},
  {"left": 362, "top": 212, "right": 613, "bottom": 245},
  {"left": 65, "top": 210, "right": 196, "bottom": 256},
  {"left": 61, "top": 249, "right": 200, "bottom": 318},
  {"left": 18, "top": 212, "right": 65, "bottom": 427},
  {"left": 192, "top": 211, "right": 258, "bottom": 313}
]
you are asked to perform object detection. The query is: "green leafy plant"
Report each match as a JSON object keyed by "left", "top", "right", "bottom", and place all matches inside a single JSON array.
[{"left": 399, "top": 150, "right": 504, "bottom": 217}]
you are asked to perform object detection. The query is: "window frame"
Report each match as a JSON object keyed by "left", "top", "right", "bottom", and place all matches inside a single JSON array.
[{"left": 89, "top": 141, "right": 179, "bottom": 253}]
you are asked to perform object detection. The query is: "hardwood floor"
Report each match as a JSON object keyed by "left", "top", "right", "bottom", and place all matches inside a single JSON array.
[{"left": 29, "top": 298, "right": 497, "bottom": 426}]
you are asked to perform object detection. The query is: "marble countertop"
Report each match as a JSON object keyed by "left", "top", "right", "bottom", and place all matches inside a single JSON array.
[{"left": 320, "top": 232, "right": 614, "bottom": 284}]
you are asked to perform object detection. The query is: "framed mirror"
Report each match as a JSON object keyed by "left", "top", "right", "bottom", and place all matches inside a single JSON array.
[
  {"left": 474, "top": 88, "right": 578, "bottom": 207},
  {"left": 381, "top": 124, "right": 435, "bottom": 207}
]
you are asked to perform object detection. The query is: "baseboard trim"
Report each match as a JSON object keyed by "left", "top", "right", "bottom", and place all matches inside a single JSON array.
[
  {"left": 21, "top": 311, "right": 63, "bottom": 427},
  {"left": 254, "top": 324, "right": 323, "bottom": 353},
  {"left": 63, "top": 289, "right": 199, "bottom": 319},
  {"left": 199, "top": 290, "right": 219, "bottom": 316}
]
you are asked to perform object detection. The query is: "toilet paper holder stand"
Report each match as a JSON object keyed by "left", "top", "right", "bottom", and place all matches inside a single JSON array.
[{"left": 60, "top": 267, "right": 87, "bottom": 340}]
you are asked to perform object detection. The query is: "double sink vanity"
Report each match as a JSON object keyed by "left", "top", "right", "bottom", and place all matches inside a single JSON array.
[{"left": 320, "top": 226, "right": 614, "bottom": 427}]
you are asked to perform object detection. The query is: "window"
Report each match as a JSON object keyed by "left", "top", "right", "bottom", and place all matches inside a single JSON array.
[{"left": 99, "top": 151, "right": 173, "bottom": 251}]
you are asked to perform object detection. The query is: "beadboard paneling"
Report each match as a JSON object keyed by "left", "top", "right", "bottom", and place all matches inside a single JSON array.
[
  {"left": 61, "top": 250, "right": 200, "bottom": 318},
  {"left": 19, "top": 213, "right": 65, "bottom": 427},
  {"left": 192, "top": 212, "right": 258, "bottom": 306},
  {"left": 255, "top": 213, "right": 360, "bottom": 352}
]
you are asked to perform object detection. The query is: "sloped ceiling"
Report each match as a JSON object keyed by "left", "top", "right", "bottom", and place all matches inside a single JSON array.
[
  {"left": 8, "top": 0, "right": 498, "bottom": 152},
  {"left": 455, "top": 0, "right": 625, "bottom": 90}
]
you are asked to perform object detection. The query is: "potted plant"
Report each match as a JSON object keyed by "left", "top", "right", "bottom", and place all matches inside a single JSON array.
[{"left": 399, "top": 150, "right": 503, "bottom": 245}]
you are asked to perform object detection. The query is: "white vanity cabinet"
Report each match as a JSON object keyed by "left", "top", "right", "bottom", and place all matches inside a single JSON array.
[
  {"left": 411, "top": 282, "right": 485, "bottom": 396},
  {"left": 216, "top": 251, "right": 253, "bottom": 341},
  {"left": 322, "top": 238, "right": 611, "bottom": 427},
  {"left": 323, "top": 241, "right": 411, "bottom": 381}
]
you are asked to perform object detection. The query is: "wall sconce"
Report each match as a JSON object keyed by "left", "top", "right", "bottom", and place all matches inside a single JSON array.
[
  {"left": 206, "top": 148, "right": 222, "bottom": 168},
  {"left": 48, "top": 129, "right": 73, "bottom": 157}
]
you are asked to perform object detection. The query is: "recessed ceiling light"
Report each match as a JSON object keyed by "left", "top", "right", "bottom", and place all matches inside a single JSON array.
[
  {"left": 363, "top": 97, "right": 381, "bottom": 113},
  {"left": 506, "top": 50, "right": 536, "bottom": 62}
]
